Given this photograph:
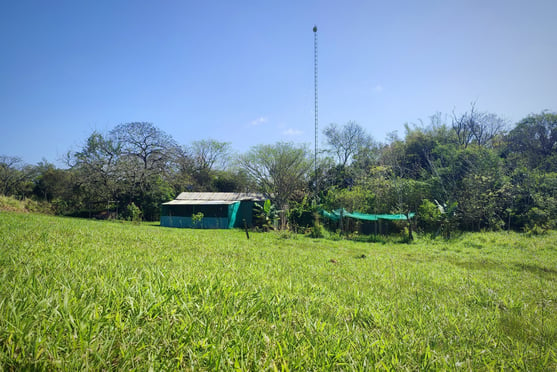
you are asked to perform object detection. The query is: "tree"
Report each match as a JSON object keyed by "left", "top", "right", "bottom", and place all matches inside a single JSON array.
[
  {"left": 505, "top": 167, "right": 557, "bottom": 230},
  {"left": 110, "top": 122, "right": 177, "bottom": 180},
  {"left": 504, "top": 111, "right": 557, "bottom": 171},
  {"left": 178, "top": 139, "right": 234, "bottom": 191},
  {"left": 0, "top": 156, "right": 34, "bottom": 197},
  {"left": 168, "top": 146, "right": 198, "bottom": 192},
  {"left": 323, "top": 185, "right": 376, "bottom": 214},
  {"left": 69, "top": 123, "right": 178, "bottom": 220},
  {"left": 398, "top": 124, "right": 439, "bottom": 179},
  {"left": 69, "top": 131, "right": 121, "bottom": 216},
  {"left": 109, "top": 122, "right": 178, "bottom": 220},
  {"left": 212, "top": 169, "right": 250, "bottom": 192},
  {"left": 323, "top": 121, "right": 374, "bottom": 167},
  {"left": 168, "top": 140, "right": 236, "bottom": 192},
  {"left": 452, "top": 103, "right": 507, "bottom": 148},
  {"left": 189, "top": 139, "right": 232, "bottom": 172},
  {"left": 33, "top": 161, "right": 75, "bottom": 213},
  {"left": 238, "top": 142, "right": 312, "bottom": 229}
]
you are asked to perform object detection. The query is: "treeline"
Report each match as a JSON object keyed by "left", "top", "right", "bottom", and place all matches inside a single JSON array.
[{"left": 1, "top": 107, "right": 556, "bottom": 234}]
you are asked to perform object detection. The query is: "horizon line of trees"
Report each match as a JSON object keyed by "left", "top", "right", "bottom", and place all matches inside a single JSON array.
[{"left": 1, "top": 105, "right": 556, "bottom": 234}]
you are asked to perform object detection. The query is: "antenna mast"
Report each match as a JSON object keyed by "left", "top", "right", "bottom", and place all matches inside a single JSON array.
[{"left": 313, "top": 25, "right": 319, "bottom": 202}]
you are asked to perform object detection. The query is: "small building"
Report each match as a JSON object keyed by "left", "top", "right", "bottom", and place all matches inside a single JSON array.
[{"left": 160, "top": 192, "right": 266, "bottom": 229}]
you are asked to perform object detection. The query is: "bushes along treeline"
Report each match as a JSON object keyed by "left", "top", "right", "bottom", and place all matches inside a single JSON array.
[{"left": 1, "top": 109, "right": 556, "bottom": 233}]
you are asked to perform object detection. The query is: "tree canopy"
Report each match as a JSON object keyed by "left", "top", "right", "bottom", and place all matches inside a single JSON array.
[
  {"left": 238, "top": 142, "right": 312, "bottom": 212},
  {"left": 1, "top": 109, "right": 556, "bottom": 234}
]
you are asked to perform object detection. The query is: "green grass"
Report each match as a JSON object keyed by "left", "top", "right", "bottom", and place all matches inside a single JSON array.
[
  {"left": 1, "top": 212, "right": 556, "bottom": 370},
  {"left": 0, "top": 195, "right": 53, "bottom": 214}
]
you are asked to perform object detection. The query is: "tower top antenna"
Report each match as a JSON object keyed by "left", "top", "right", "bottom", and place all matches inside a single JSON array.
[{"left": 313, "top": 25, "right": 317, "bottom": 32}]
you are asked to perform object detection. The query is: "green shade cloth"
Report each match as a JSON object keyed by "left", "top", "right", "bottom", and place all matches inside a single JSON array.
[{"left": 321, "top": 209, "right": 415, "bottom": 221}]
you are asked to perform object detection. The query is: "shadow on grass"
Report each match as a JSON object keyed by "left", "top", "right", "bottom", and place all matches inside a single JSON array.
[{"left": 447, "top": 258, "right": 557, "bottom": 280}]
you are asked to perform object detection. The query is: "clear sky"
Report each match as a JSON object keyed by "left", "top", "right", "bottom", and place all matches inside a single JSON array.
[{"left": 1, "top": 0, "right": 556, "bottom": 166}]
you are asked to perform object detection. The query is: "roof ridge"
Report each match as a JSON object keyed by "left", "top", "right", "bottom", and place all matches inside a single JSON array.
[{"left": 174, "top": 192, "right": 266, "bottom": 201}]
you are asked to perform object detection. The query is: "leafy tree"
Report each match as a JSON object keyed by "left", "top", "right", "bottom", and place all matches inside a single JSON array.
[
  {"left": 323, "top": 185, "right": 375, "bottom": 214},
  {"left": 323, "top": 121, "right": 374, "bottom": 167},
  {"left": 520, "top": 171, "right": 557, "bottom": 230},
  {"left": 125, "top": 202, "right": 142, "bottom": 223},
  {"left": 311, "top": 156, "right": 340, "bottom": 196},
  {"left": 458, "top": 174, "right": 505, "bottom": 230},
  {"left": 108, "top": 122, "right": 178, "bottom": 220},
  {"left": 189, "top": 139, "right": 232, "bottom": 172},
  {"left": 170, "top": 140, "right": 234, "bottom": 192},
  {"left": 69, "top": 131, "right": 121, "bottom": 216},
  {"left": 69, "top": 123, "right": 178, "bottom": 220},
  {"left": 417, "top": 199, "right": 442, "bottom": 234},
  {"left": 32, "top": 161, "right": 76, "bottom": 214},
  {"left": 110, "top": 122, "right": 177, "bottom": 187},
  {"left": 0, "top": 156, "right": 34, "bottom": 197},
  {"left": 169, "top": 146, "right": 199, "bottom": 192},
  {"left": 139, "top": 175, "right": 175, "bottom": 221},
  {"left": 377, "top": 135, "right": 430, "bottom": 216},
  {"left": 504, "top": 111, "right": 557, "bottom": 171},
  {"left": 434, "top": 200, "right": 459, "bottom": 238},
  {"left": 238, "top": 142, "right": 312, "bottom": 229},
  {"left": 349, "top": 140, "right": 381, "bottom": 183},
  {"left": 361, "top": 166, "right": 398, "bottom": 213},
  {"left": 398, "top": 124, "right": 439, "bottom": 179},
  {"left": 286, "top": 195, "right": 317, "bottom": 230},
  {"left": 212, "top": 169, "right": 250, "bottom": 192},
  {"left": 110, "top": 122, "right": 177, "bottom": 171}
]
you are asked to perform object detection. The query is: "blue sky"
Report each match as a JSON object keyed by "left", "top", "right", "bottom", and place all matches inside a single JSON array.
[{"left": 1, "top": 0, "right": 556, "bottom": 166}]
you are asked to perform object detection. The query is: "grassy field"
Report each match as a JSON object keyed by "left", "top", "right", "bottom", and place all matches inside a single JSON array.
[{"left": 0, "top": 212, "right": 556, "bottom": 370}]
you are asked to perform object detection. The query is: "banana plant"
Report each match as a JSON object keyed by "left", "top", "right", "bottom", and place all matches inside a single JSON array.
[{"left": 254, "top": 199, "right": 279, "bottom": 231}]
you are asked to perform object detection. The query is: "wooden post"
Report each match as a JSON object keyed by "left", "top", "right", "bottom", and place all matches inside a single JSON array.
[
  {"left": 339, "top": 209, "right": 344, "bottom": 235},
  {"left": 243, "top": 219, "right": 250, "bottom": 240},
  {"left": 407, "top": 212, "right": 414, "bottom": 241}
]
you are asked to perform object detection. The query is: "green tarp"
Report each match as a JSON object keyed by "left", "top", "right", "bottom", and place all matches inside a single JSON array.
[
  {"left": 321, "top": 209, "right": 415, "bottom": 222},
  {"left": 227, "top": 202, "right": 241, "bottom": 229}
]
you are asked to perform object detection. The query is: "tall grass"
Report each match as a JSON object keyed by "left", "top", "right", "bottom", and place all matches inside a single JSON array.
[
  {"left": 1, "top": 212, "right": 556, "bottom": 370},
  {"left": 0, "top": 195, "right": 53, "bottom": 214}
]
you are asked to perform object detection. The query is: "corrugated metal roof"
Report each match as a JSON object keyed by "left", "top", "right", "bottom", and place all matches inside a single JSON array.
[
  {"left": 174, "top": 192, "right": 266, "bottom": 202},
  {"left": 162, "top": 200, "right": 237, "bottom": 206}
]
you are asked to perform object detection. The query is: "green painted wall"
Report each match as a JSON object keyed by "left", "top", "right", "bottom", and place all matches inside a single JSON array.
[{"left": 160, "top": 201, "right": 258, "bottom": 229}]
